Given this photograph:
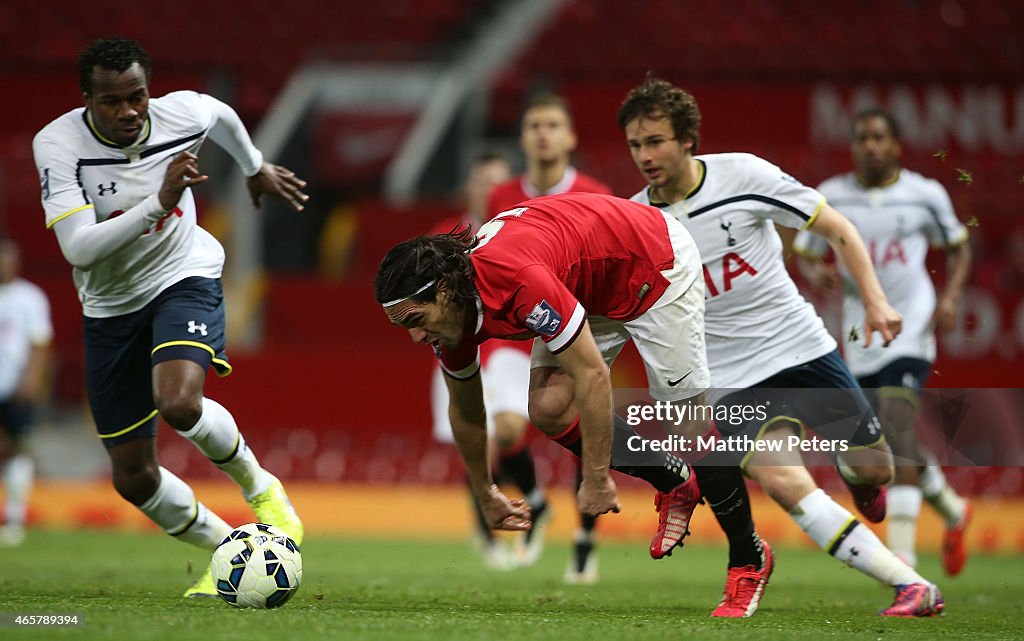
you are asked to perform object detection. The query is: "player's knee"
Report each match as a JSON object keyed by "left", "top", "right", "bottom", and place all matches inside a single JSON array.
[
  {"left": 893, "top": 465, "right": 921, "bottom": 485},
  {"left": 748, "top": 465, "right": 815, "bottom": 511},
  {"left": 854, "top": 463, "right": 892, "bottom": 486},
  {"left": 528, "top": 403, "right": 565, "bottom": 434},
  {"left": 494, "top": 432, "right": 519, "bottom": 452},
  {"left": 154, "top": 390, "right": 202, "bottom": 430},
  {"left": 839, "top": 446, "right": 894, "bottom": 486},
  {"left": 111, "top": 460, "right": 161, "bottom": 505},
  {"left": 493, "top": 412, "right": 527, "bottom": 450}
]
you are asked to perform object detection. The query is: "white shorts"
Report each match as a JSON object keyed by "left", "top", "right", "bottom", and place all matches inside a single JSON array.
[
  {"left": 431, "top": 345, "right": 532, "bottom": 443},
  {"left": 530, "top": 212, "right": 710, "bottom": 402}
]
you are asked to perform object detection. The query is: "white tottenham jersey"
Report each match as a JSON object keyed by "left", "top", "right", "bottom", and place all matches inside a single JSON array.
[
  {"left": 793, "top": 169, "right": 968, "bottom": 377},
  {"left": 33, "top": 91, "right": 262, "bottom": 317},
  {"left": 0, "top": 278, "right": 53, "bottom": 399},
  {"left": 632, "top": 153, "right": 836, "bottom": 389}
]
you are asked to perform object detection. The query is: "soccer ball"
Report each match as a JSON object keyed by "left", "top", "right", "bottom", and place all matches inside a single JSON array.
[{"left": 212, "top": 523, "right": 303, "bottom": 608}]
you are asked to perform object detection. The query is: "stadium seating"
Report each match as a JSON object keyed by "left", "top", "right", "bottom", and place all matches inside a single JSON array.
[{"left": 507, "top": 0, "right": 1024, "bottom": 83}]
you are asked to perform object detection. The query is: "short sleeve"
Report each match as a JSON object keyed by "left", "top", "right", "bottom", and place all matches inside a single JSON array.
[
  {"left": 922, "top": 180, "right": 969, "bottom": 248},
  {"left": 743, "top": 156, "right": 827, "bottom": 230},
  {"left": 438, "top": 342, "right": 481, "bottom": 380},
  {"left": 509, "top": 264, "right": 586, "bottom": 355},
  {"left": 27, "top": 286, "right": 53, "bottom": 345},
  {"left": 33, "top": 129, "right": 95, "bottom": 230},
  {"left": 791, "top": 178, "right": 835, "bottom": 259}
]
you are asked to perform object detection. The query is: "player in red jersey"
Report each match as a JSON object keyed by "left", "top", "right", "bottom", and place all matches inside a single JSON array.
[
  {"left": 428, "top": 152, "right": 548, "bottom": 569},
  {"left": 485, "top": 94, "right": 614, "bottom": 580},
  {"left": 377, "top": 192, "right": 767, "bottom": 613},
  {"left": 487, "top": 94, "right": 612, "bottom": 216}
]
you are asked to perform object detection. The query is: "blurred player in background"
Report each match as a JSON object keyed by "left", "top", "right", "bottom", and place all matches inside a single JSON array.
[
  {"left": 488, "top": 94, "right": 612, "bottom": 210},
  {"left": 428, "top": 152, "right": 528, "bottom": 570},
  {"left": 32, "top": 37, "right": 306, "bottom": 596},
  {"left": 377, "top": 192, "right": 770, "bottom": 615},
  {"left": 794, "top": 108, "right": 972, "bottom": 576},
  {"left": 0, "top": 238, "right": 52, "bottom": 546},
  {"left": 486, "top": 94, "right": 613, "bottom": 583},
  {"left": 619, "top": 77, "right": 943, "bottom": 617}
]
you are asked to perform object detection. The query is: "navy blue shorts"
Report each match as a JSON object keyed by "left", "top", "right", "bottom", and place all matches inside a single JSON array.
[
  {"left": 0, "top": 400, "right": 34, "bottom": 439},
  {"left": 716, "top": 350, "right": 885, "bottom": 458},
  {"left": 84, "top": 277, "right": 231, "bottom": 448},
  {"left": 857, "top": 357, "right": 932, "bottom": 407}
]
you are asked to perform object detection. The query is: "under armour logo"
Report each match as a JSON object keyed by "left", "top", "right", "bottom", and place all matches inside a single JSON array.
[
  {"left": 866, "top": 415, "right": 881, "bottom": 435},
  {"left": 98, "top": 182, "right": 117, "bottom": 196},
  {"left": 720, "top": 219, "right": 736, "bottom": 246},
  {"left": 187, "top": 321, "right": 208, "bottom": 336},
  {"left": 41, "top": 168, "right": 51, "bottom": 199}
]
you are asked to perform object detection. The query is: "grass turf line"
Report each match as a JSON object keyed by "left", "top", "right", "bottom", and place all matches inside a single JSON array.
[{"left": 1, "top": 530, "right": 1022, "bottom": 640}]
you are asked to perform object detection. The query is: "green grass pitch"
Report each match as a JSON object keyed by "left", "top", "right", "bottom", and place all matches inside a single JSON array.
[{"left": 2, "top": 530, "right": 1022, "bottom": 640}]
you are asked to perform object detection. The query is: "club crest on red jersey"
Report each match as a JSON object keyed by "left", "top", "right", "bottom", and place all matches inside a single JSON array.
[{"left": 525, "top": 300, "right": 562, "bottom": 336}]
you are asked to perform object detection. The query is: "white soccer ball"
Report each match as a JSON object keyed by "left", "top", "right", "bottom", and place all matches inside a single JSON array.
[{"left": 211, "top": 523, "right": 303, "bottom": 608}]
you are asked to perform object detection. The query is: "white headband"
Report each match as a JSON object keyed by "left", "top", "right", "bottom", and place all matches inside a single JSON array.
[{"left": 382, "top": 280, "right": 436, "bottom": 308}]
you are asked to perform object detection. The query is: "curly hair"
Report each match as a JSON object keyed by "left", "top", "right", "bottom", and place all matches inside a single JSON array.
[
  {"left": 374, "top": 227, "right": 479, "bottom": 311},
  {"left": 78, "top": 37, "right": 151, "bottom": 95},
  {"left": 617, "top": 74, "right": 702, "bottom": 153}
]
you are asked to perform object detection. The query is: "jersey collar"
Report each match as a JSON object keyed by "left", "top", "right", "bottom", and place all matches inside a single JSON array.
[
  {"left": 83, "top": 110, "right": 152, "bottom": 150},
  {"left": 647, "top": 158, "right": 706, "bottom": 207},
  {"left": 856, "top": 167, "right": 901, "bottom": 189},
  {"left": 522, "top": 166, "right": 577, "bottom": 199}
]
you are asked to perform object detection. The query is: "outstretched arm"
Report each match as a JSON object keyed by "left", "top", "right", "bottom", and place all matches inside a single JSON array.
[
  {"left": 932, "top": 241, "right": 972, "bottom": 332},
  {"left": 446, "top": 371, "right": 531, "bottom": 530},
  {"left": 246, "top": 163, "right": 309, "bottom": 212},
  {"left": 806, "top": 204, "right": 902, "bottom": 347},
  {"left": 552, "top": 322, "right": 621, "bottom": 517},
  {"left": 202, "top": 95, "right": 308, "bottom": 212}
]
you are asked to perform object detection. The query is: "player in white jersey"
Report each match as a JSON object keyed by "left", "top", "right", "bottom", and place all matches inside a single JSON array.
[
  {"left": 794, "top": 108, "right": 972, "bottom": 576},
  {"left": 618, "top": 76, "right": 943, "bottom": 617},
  {"left": 0, "top": 239, "right": 52, "bottom": 546},
  {"left": 32, "top": 38, "right": 306, "bottom": 597}
]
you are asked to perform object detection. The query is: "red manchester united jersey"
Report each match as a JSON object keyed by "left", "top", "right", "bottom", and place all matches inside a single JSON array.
[
  {"left": 487, "top": 167, "right": 613, "bottom": 220},
  {"left": 427, "top": 212, "right": 527, "bottom": 363},
  {"left": 440, "top": 192, "right": 675, "bottom": 377}
]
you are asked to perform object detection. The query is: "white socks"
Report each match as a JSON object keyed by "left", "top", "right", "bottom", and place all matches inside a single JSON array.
[
  {"left": 886, "top": 464, "right": 965, "bottom": 567},
  {"left": 791, "top": 489, "right": 925, "bottom": 586},
  {"left": 887, "top": 484, "right": 923, "bottom": 567},
  {"left": 920, "top": 463, "right": 966, "bottom": 527},
  {"left": 526, "top": 488, "right": 546, "bottom": 510},
  {"left": 138, "top": 466, "right": 231, "bottom": 550},
  {"left": 178, "top": 397, "right": 272, "bottom": 500},
  {"left": 3, "top": 454, "right": 34, "bottom": 526}
]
